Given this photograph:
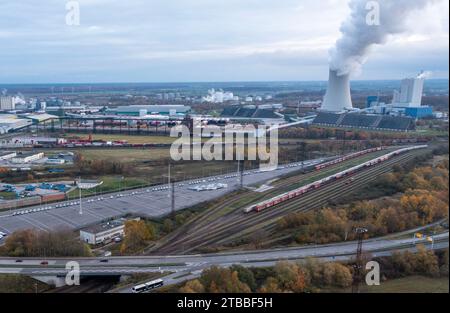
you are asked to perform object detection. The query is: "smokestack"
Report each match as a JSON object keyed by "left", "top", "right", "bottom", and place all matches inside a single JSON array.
[{"left": 321, "top": 70, "right": 353, "bottom": 112}]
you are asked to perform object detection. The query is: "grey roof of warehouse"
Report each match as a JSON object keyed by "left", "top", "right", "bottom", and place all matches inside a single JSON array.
[
  {"left": 0, "top": 151, "right": 16, "bottom": 157},
  {"left": 109, "top": 104, "right": 191, "bottom": 113},
  {"left": 13, "top": 151, "right": 43, "bottom": 158},
  {"left": 18, "top": 113, "right": 59, "bottom": 122}
]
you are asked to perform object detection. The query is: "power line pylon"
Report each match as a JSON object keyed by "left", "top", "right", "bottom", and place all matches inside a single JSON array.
[{"left": 352, "top": 227, "right": 368, "bottom": 293}]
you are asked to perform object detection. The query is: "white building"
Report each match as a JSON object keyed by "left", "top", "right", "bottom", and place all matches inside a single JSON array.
[
  {"left": 392, "top": 73, "right": 426, "bottom": 108},
  {"left": 0, "top": 96, "right": 17, "bottom": 111},
  {"left": 80, "top": 218, "right": 139, "bottom": 245},
  {"left": 11, "top": 152, "right": 44, "bottom": 164},
  {"left": 0, "top": 151, "right": 17, "bottom": 161},
  {"left": 46, "top": 158, "right": 65, "bottom": 165},
  {"left": 203, "top": 89, "right": 235, "bottom": 103}
]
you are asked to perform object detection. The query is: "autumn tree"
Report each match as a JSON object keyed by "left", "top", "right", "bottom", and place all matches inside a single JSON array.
[
  {"left": 120, "top": 220, "right": 154, "bottom": 254},
  {"left": 321, "top": 262, "right": 353, "bottom": 288},
  {"left": 179, "top": 279, "right": 205, "bottom": 293},
  {"left": 391, "top": 246, "right": 440, "bottom": 277},
  {"left": 258, "top": 277, "right": 283, "bottom": 293},
  {"left": 274, "top": 261, "right": 306, "bottom": 293},
  {"left": 230, "top": 265, "right": 257, "bottom": 291},
  {"left": 199, "top": 266, "right": 251, "bottom": 293}
]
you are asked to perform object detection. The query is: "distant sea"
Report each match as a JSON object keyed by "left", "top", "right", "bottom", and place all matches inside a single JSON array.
[{"left": 0, "top": 79, "right": 448, "bottom": 96}]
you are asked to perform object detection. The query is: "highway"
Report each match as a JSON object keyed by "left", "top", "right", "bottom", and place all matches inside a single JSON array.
[
  {"left": 0, "top": 232, "right": 447, "bottom": 293},
  {"left": 0, "top": 158, "right": 326, "bottom": 235}
]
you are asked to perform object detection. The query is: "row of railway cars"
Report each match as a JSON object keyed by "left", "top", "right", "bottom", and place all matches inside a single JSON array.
[
  {"left": 314, "top": 147, "right": 383, "bottom": 171},
  {"left": 243, "top": 145, "right": 428, "bottom": 213}
]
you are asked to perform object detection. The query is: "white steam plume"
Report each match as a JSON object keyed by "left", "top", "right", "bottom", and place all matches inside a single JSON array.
[
  {"left": 417, "top": 71, "right": 433, "bottom": 79},
  {"left": 330, "top": 0, "right": 439, "bottom": 76}
]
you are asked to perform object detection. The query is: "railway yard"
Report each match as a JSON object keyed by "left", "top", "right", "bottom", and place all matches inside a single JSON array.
[{"left": 151, "top": 146, "right": 432, "bottom": 255}]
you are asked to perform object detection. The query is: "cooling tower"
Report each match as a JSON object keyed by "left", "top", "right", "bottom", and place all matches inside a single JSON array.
[{"left": 321, "top": 70, "right": 353, "bottom": 112}]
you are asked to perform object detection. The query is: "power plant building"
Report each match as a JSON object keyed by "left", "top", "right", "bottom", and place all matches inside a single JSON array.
[
  {"left": 392, "top": 76, "right": 425, "bottom": 107},
  {"left": 367, "top": 73, "right": 433, "bottom": 119},
  {"left": 320, "top": 70, "right": 353, "bottom": 112}
]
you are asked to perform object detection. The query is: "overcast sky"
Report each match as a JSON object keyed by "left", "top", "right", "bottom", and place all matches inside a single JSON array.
[{"left": 0, "top": 0, "right": 448, "bottom": 83}]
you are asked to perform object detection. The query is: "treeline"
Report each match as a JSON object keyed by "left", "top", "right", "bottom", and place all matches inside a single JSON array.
[
  {"left": 179, "top": 261, "right": 353, "bottom": 293},
  {"left": 278, "top": 126, "right": 431, "bottom": 141},
  {"left": 377, "top": 246, "right": 449, "bottom": 280},
  {"left": 178, "top": 248, "right": 449, "bottom": 293},
  {"left": 278, "top": 159, "right": 449, "bottom": 245},
  {"left": 279, "top": 141, "right": 378, "bottom": 161},
  {"left": 0, "top": 229, "right": 92, "bottom": 257},
  {"left": 73, "top": 153, "right": 131, "bottom": 176}
]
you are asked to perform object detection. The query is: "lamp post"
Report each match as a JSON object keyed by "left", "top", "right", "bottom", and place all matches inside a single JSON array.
[{"left": 78, "top": 177, "right": 83, "bottom": 215}]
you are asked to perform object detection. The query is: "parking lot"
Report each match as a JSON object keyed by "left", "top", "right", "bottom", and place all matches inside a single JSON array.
[{"left": 0, "top": 158, "right": 325, "bottom": 235}]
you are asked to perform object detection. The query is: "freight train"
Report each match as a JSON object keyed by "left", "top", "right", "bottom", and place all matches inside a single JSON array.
[
  {"left": 314, "top": 147, "right": 383, "bottom": 171},
  {"left": 243, "top": 145, "right": 427, "bottom": 213}
]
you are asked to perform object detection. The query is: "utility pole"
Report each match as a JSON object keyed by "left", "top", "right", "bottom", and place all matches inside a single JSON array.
[
  {"left": 78, "top": 177, "right": 83, "bottom": 215},
  {"left": 352, "top": 227, "right": 368, "bottom": 294},
  {"left": 167, "top": 164, "right": 175, "bottom": 216},
  {"left": 237, "top": 159, "right": 244, "bottom": 188},
  {"left": 171, "top": 181, "right": 175, "bottom": 217}
]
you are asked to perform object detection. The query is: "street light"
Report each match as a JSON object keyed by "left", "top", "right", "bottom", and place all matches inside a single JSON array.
[{"left": 78, "top": 177, "right": 83, "bottom": 215}]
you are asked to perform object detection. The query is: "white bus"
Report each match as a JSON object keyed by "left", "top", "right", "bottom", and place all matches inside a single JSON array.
[{"left": 132, "top": 279, "right": 164, "bottom": 293}]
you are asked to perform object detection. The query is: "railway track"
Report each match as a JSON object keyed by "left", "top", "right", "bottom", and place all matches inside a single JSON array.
[
  {"left": 155, "top": 149, "right": 427, "bottom": 254},
  {"left": 216, "top": 152, "right": 420, "bottom": 244},
  {"left": 149, "top": 149, "right": 393, "bottom": 251},
  {"left": 210, "top": 151, "right": 423, "bottom": 247},
  {"left": 153, "top": 150, "right": 407, "bottom": 253}
]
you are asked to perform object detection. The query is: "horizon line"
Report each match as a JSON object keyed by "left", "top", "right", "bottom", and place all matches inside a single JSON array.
[{"left": 0, "top": 78, "right": 449, "bottom": 86}]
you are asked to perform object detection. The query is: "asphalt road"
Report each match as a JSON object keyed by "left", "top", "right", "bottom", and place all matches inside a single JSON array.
[
  {"left": 1, "top": 232, "right": 447, "bottom": 274},
  {"left": 0, "top": 232, "right": 447, "bottom": 293},
  {"left": 0, "top": 158, "right": 326, "bottom": 235}
]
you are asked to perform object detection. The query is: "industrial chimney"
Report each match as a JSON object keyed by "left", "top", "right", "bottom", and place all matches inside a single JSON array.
[{"left": 321, "top": 70, "right": 353, "bottom": 112}]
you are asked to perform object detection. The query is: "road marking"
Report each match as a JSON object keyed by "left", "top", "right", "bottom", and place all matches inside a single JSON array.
[{"left": 46, "top": 211, "right": 80, "bottom": 228}]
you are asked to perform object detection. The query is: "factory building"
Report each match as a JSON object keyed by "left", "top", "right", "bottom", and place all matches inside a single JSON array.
[
  {"left": 405, "top": 107, "right": 434, "bottom": 119},
  {"left": 0, "top": 114, "right": 33, "bottom": 134},
  {"left": 203, "top": 89, "right": 237, "bottom": 103},
  {"left": 366, "top": 73, "right": 433, "bottom": 119},
  {"left": 79, "top": 218, "right": 139, "bottom": 245},
  {"left": 11, "top": 152, "right": 44, "bottom": 164},
  {"left": 108, "top": 105, "right": 191, "bottom": 117},
  {"left": 0, "top": 151, "right": 17, "bottom": 161},
  {"left": 0, "top": 96, "right": 19, "bottom": 111},
  {"left": 392, "top": 76, "right": 425, "bottom": 107}
]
